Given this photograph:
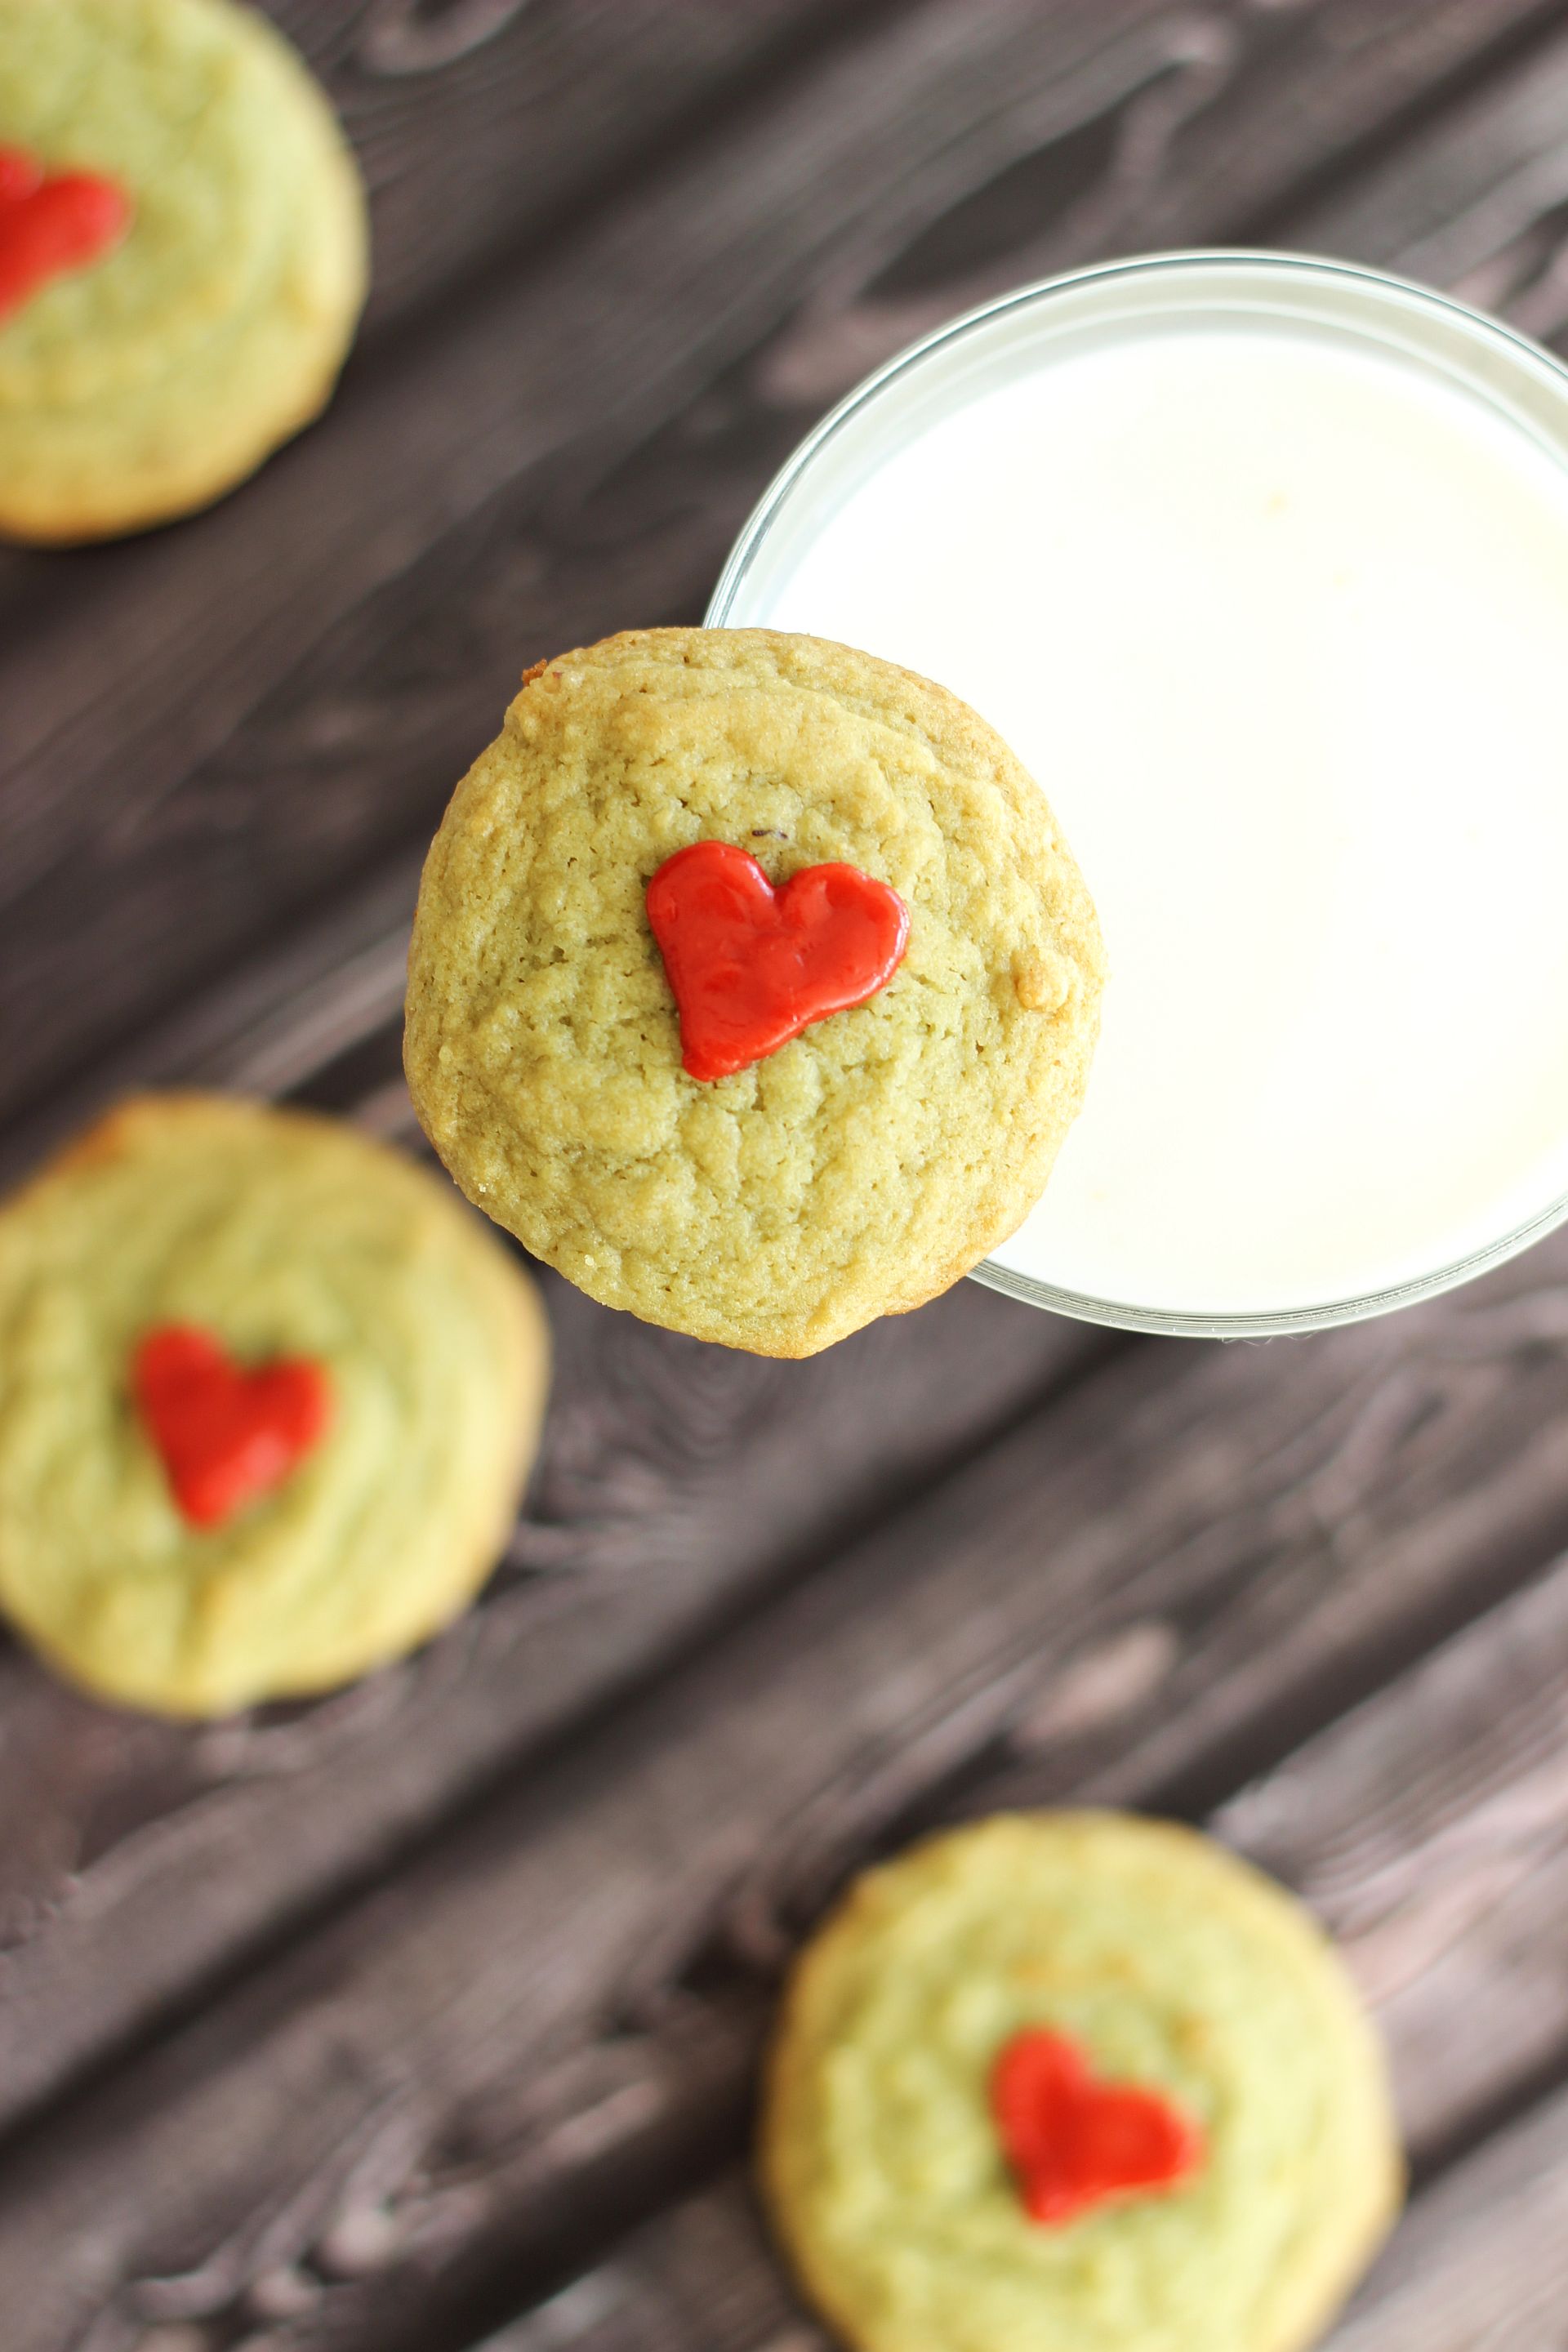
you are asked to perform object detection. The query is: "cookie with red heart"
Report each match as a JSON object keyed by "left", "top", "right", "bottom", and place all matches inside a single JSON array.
[
  {"left": 761, "top": 1812, "right": 1402, "bottom": 2352},
  {"left": 0, "top": 0, "right": 368, "bottom": 543},
  {"left": 405, "top": 626, "right": 1104, "bottom": 1356},
  {"left": 0, "top": 1095, "right": 549, "bottom": 1715}
]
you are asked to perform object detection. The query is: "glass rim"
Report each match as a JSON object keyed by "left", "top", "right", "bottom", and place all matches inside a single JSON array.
[{"left": 707, "top": 247, "right": 1568, "bottom": 1339}]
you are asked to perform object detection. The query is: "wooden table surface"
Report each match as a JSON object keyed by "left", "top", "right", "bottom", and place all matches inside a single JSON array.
[{"left": 4, "top": 3, "right": 1568, "bottom": 2346}]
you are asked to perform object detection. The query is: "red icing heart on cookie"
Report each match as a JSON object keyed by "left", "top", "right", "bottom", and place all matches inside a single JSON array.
[
  {"left": 0, "top": 147, "right": 131, "bottom": 326},
  {"left": 645, "top": 840, "right": 910, "bottom": 1082},
  {"left": 992, "top": 2029, "right": 1205, "bottom": 2226},
  {"left": 133, "top": 1325, "right": 331, "bottom": 1530}
]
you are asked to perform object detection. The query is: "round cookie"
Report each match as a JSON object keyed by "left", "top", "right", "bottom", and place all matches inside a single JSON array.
[
  {"left": 0, "top": 0, "right": 368, "bottom": 542},
  {"left": 762, "top": 1812, "right": 1402, "bottom": 2352},
  {"left": 0, "top": 1094, "right": 549, "bottom": 1715},
  {"left": 404, "top": 626, "right": 1104, "bottom": 1357}
]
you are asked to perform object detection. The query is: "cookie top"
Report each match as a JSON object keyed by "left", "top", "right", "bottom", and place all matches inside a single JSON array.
[
  {"left": 404, "top": 627, "right": 1104, "bottom": 1356},
  {"left": 762, "top": 1812, "right": 1401, "bottom": 2352},
  {"left": 0, "top": 0, "right": 368, "bottom": 541},
  {"left": 0, "top": 1095, "right": 549, "bottom": 1715}
]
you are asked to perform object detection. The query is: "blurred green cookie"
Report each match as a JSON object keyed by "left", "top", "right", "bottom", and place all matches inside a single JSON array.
[
  {"left": 0, "top": 0, "right": 368, "bottom": 541},
  {"left": 0, "top": 1094, "right": 549, "bottom": 1716},
  {"left": 762, "top": 1811, "right": 1402, "bottom": 2352}
]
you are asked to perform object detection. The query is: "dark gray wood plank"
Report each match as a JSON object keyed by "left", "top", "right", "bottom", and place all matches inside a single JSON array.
[
  {"left": 752, "top": 0, "right": 1568, "bottom": 408},
  {"left": 3, "top": 0, "right": 1559, "bottom": 1130},
  {"left": 474, "top": 1548, "right": 1568, "bottom": 2352},
  {"left": 0, "top": 1258, "right": 1101, "bottom": 2145},
  {"left": 482, "top": 2083, "right": 1568, "bottom": 2352},
  {"left": 1296, "top": 12, "right": 1568, "bottom": 354},
  {"left": 0, "top": 0, "right": 1176, "bottom": 1117},
  {"left": 477, "top": 2187, "right": 811, "bottom": 2352},
  {"left": 265, "top": 0, "right": 868, "bottom": 339},
  {"left": 14, "top": 0, "right": 1554, "bottom": 1196},
  {"left": 18, "top": 0, "right": 1568, "bottom": 1192},
  {"left": 1325, "top": 2087, "right": 1568, "bottom": 2350},
  {"left": 1217, "top": 1557, "right": 1568, "bottom": 2169},
  {"left": 10, "top": 1235, "right": 1568, "bottom": 2350},
  {"left": 0, "top": 0, "right": 857, "bottom": 627},
  {"left": 1, "top": 8, "right": 1566, "bottom": 2345},
  {"left": 0, "top": 857, "right": 423, "bottom": 1194}
]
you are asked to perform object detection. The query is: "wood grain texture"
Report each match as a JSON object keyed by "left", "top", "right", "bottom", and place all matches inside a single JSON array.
[
  {"left": 1325, "top": 2084, "right": 1568, "bottom": 2350},
  {"left": 1296, "top": 12, "right": 1568, "bottom": 352},
  {"left": 1218, "top": 1562, "right": 1568, "bottom": 2172},
  {"left": 482, "top": 2082, "right": 1568, "bottom": 2352},
  {"left": 0, "top": 861, "right": 425, "bottom": 1195},
  {"left": 2, "top": 0, "right": 1560, "bottom": 1129},
  {"left": 6, "top": 6, "right": 1568, "bottom": 2348},
  {"left": 10, "top": 0, "right": 1552, "bottom": 1194},
  {"left": 0, "top": 1258, "right": 1101, "bottom": 2144},
  {"left": 0, "top": 0, "right": 851, "bottom": 637},
  {"left": 21, "top": 0, "right": 1568, "bottom": 1190},
  {"left": 751, "top": 0, "right": 1568, "bottom": 406},
  {"left": 478, "top": 2186, "right": 815, "bottom": 2352},
  {"left": 11, "top": 1236, "right": 1568, "bottom": 2349},
  {"left": 268, "top": 0, "right": 870, "bottom": 336},
  {"left": 473, "top": 1547, "right": 1568, "bottom": 2352},
  {"left": 0, "top": 0, "right": 1171, "bottom": 1118}
]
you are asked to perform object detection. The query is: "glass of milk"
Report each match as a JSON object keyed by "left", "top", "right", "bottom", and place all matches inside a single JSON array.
[{"left": 709, "top": 252, "right": 1568, "bottom": 1337}]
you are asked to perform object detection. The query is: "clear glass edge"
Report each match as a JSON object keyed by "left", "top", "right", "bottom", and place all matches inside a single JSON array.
[{"left": 706, "top": 247, "right": 1568, "bottom": 1337}]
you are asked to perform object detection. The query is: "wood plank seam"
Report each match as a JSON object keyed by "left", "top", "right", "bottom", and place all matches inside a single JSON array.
[
  {"left": 7, "top": 1245, "right": 1568, "bottom": 2348},
  {"left": 11, "top": 0, "right": 1568, "bottom": 1129},
  {"left": 468, "top": 1544, "right": 1568, "bottom": 2349}
]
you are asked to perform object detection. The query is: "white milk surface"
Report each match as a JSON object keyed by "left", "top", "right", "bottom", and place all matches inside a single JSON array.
[{"left": 733, "top": 322, "right": 1568, "bottom": 1318}]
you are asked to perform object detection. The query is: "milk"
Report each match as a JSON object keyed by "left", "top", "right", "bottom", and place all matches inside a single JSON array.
[{"left": 714, "top": 260, "right": 1568, "bottom": 1330}]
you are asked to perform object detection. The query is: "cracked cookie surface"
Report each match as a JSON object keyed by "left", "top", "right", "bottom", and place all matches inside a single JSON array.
[
  {"left": 405, "top": 627, "right": 1103, "bottom": 1356},
  {"left": 762, "top": 1813, "right": 1402, "bottom": 2352}
]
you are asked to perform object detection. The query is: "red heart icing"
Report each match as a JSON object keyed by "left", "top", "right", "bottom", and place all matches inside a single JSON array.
[
  {"left": 133, "top": 1325, "right": 332, "bottom": 1530},
  {"left": 645, "top": 840, "right": 910, "bottom": 1082},
  {"left": 992, "top": 2029, "right": 1205, "bottom": 2226},
  {"left": 0, "top": 146, "right": 131, "bottom": 326}
]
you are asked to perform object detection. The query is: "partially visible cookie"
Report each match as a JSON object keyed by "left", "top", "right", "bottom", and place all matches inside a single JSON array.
[
  {"left": 404, "top": 626, "right": 1104, "bottom": 1357},
  {"left": 0, "top": 0, "right": 368, "bottom": 542},
  {"left": 762, "top": 1812, "right": 1402, "bottom": 2352},
  {"left": 0, "top": 1094, "right": 549, "bottom": 1715}
]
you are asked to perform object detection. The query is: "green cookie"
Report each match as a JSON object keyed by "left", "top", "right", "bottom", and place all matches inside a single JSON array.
[
  {"left": 763, "top": 1812, "right": 1402, "bottom": 2352},
  {"left": 0, "top": 0, "right": 367, "bottom": 541},
  {"left": 0, "top": 1096, "right": 549, "bottom": 1715}
]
